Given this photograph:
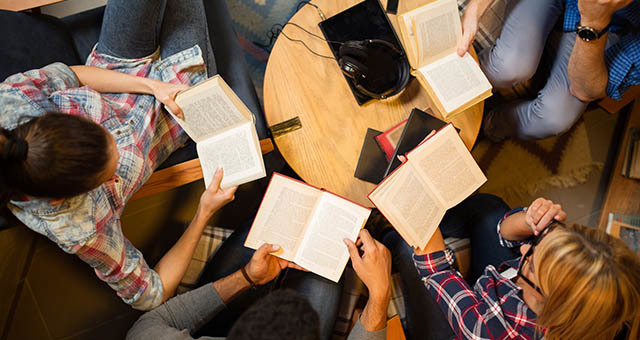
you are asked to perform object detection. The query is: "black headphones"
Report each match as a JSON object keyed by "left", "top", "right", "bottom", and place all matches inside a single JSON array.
[{"left": 338, "top": 39, "right": 410, "bottom": 99}]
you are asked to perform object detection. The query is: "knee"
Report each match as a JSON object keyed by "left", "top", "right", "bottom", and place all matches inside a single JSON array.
[
  {"left": 471, "top": 194, "right": 510, "bottom": 227},
  {"left": 484, "top": 49, "right": 538, "bottom": 88},
  {"left": 527, "top": 98, "right": 584, "bottom": 137},
  {"left": 382, "top": 231, "right": 414, "bottom": 261}
]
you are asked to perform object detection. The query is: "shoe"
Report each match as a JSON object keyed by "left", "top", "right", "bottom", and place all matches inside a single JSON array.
[{"left": 482, "top": 108, "right": 509, "bottom": 143}]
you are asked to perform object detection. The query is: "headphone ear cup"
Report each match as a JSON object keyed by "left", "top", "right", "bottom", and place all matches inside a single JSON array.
[{"left": 339, "top": 55, "right": 369, "bottom": 80}]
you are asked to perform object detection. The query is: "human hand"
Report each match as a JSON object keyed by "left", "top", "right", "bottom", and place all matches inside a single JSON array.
[
  {"left": 151, "top": 81, "right": 188, "bottom": 119},
  {"left": 457, "top": 6, "right": 481, "bottom": 56},
  {"left": 198, "top": 168, "right": 238, "bottom": 219},
  {"left": 578, "top": 0, "right": 632, "bottom": 28},
  {"left": 344, "top": 229, "right": 392, "bottom": 301},
  {"left": 245, "top": 243, "right": 307, "bottom": 285},
  {"left": 525, "top": 198, "right": 567, "bottom": 235}
]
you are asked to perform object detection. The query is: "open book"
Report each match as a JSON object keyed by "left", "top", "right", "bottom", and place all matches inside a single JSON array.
[
  {"left": 397, "top": 0, "right": 492, "bottom": 119},
  {"left": 368, "top": 124, "right": 486, "bottom": 248},
  {"left": 168, "top": 75, "right": 266, "bottom": 189},
  {"left": 245, "top": 173, "right": 372, "bottom": 282}
]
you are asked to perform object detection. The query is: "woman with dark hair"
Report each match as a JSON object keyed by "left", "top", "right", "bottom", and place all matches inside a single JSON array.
[{"left": 0, "top": 0, "right": 259, "bottom": 310}]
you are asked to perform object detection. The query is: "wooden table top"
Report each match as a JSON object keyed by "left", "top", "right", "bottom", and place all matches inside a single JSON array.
[{"left": 263, "top": 0, "right": 483, "bottom": 207}]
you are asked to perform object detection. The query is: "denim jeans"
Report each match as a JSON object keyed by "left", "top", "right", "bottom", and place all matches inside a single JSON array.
[
  {"left": 194, "top": 220, "right": 342, "bottom": 340},
  {"left": 479, "top": 0, "right": 618, "bottom": 140},
  {"left": 96, "top": 0, "right": 262, "bottom": 118},
  {"left": 381, "top": 194, "right": 519, "bottom": 340}
]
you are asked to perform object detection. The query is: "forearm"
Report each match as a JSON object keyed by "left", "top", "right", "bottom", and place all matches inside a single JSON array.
[
  {"left": 498, "top": 211, "right": 533, "bottom": 241},
  {"left": 568, "top": 35, "right": 609, "bottom": 101},
  {"left": 155, "top": 207, "right": 213, "bottom": 301},
  {"left": 464, "top": 0, "right": 495, "bottom": 20},
  {"left": 213, "top": 270, "right": 252, "bottom": 304},
  {"left": 414, "top": 228, "right": 446, "bottom": 256},
  {"left": 360, "top": 293, "right": 390, "bottom": 332},
  {"left": 69, "top": 65, "right": 159, "bottom": 95}
]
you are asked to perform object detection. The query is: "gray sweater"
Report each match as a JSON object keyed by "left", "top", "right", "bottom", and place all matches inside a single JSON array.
[{"left": 126, "top": 284, "right": 386, "bottom": 340}]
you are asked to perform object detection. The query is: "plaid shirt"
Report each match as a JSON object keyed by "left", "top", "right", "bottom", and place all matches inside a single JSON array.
[
  {"left": 562, "top": 0, "right": 640, "bottom": 100},
  {"left": 1, "top": 46, "right": 206, "bottom": 310},
  {"left": 413, "top": 208, "right": 540, "bottom": 340}
]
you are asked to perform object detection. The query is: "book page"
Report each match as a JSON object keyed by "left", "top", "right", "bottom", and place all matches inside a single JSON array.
[
  {"left": 410, "top": 0, "right": 461, "bottom": 66},
  {"left": 294, "top": 193, "right": 370, "bottom": 282},
  {"left": 397, "top": 12, "right": 419, "bottom": 67},
  {"left": 172, "top": 76, "right": 248, "bottom": 143},
  {"left": 244, "top": 174, "right": 322, "bottom": 262},
  {"left": 370, "top": 166, "right": 447, "bottom": 248},
  {"left": 408, "top": 124, "right": 486, "bottom": 208},
  {"left": 196, "top": 122, "right": 266, "bottom": 189},
  {"left": 417, "top": 53, "right": 492, "bottom": 113}
]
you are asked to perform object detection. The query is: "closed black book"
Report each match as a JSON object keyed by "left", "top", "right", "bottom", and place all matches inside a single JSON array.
[{"left": 383, "top": 108, "right": 448, "bottom": 178}]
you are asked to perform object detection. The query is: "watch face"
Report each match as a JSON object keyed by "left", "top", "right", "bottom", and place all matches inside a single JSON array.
[{"left": 578, "top": 27, "right": 598, "bottom": 41}]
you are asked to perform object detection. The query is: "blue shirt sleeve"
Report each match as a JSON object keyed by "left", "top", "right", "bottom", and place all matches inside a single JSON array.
[{"left": 605, "top": 32, "right": 640, "bottom": 100}]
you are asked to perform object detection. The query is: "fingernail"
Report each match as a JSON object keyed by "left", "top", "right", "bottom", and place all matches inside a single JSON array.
[
  {"left": 343, "top": 239, "right": 349, "bottom": 245},
  {"left": 271, "top": 244, "right": 280, "bottom": 251},
  {"left": 215, "top": 168, "right": 222, "bottom": 173}
]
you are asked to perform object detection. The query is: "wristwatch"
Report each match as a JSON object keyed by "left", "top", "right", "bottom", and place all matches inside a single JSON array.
[{"left": 576, "top": 22, "right": 610, "bottom": 42}]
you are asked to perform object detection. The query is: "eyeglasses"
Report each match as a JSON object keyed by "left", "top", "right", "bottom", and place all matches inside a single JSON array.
[{"left": 516, "top": 220, "right": 565, "bottom": 295}]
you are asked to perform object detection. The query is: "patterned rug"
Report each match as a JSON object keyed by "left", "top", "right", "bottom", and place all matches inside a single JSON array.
[{"left": 471, "top": 108, "right": 615, "bottom": 208}]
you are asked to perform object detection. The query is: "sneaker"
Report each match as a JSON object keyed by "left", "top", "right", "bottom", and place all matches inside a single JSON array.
[{"left": 482, "top": 108, "right": 509, "bottom": 143}]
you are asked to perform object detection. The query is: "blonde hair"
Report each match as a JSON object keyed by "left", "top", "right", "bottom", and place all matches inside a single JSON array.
[{"left": 535, "top": 224, "right": 640, "bottom": 340}]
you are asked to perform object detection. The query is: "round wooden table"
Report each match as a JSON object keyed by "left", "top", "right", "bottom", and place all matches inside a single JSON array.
[{"left": 263, "top": 0, "right": 483, "bottom": 207}]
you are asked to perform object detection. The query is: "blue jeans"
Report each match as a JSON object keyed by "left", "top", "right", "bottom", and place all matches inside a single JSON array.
[
  {"left": 96, "top": 0, "right": 262, "bottom": 118},
  {"left": 480, "top": 0, "right": 619, "bottom": 140},
  {"left": 381, "top": 194, "right": 519, "bottom": 340},
  {"left": 195, "top": 220, "right": 342, "bottom": 340}
]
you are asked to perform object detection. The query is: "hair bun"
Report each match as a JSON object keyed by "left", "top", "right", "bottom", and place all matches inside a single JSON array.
[{"left": 2, "top": 138, "right": 28, "bottom": 161}]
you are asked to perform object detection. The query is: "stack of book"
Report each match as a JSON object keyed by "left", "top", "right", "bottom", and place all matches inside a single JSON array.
[
  {"left": 621, "top": 128, "right": 640, "bottom": 179},
  {"left": 606, "top": 213, "right": 640, "bottom": 257}
]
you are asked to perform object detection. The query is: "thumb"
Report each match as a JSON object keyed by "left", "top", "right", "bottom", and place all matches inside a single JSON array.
[
  {"left": 207, "top": 168, "right": 224, "bottom": 190},
  {"left": 165, "top": 100, "right": 184, "bottom": 120},
  {"left": 254, "top": 243, "right": 280, "bottom": 260},
  {"left": 343, "top": 238, "right": 362, "bottom": 266},
  {"left": 457, "top": 33, "right": 472, "bottom": 57}
]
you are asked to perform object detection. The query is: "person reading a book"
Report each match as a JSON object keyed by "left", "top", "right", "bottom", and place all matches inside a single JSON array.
[
  {"left": 0, "top": 0, "right": 261, "bottom": 310},
  {"left": 126, "top": 228, "right": 393, "bottom": 340},
  {"left": 381, "top": 195, "right": 640, "bottom": 340},
  {"left": 458, "top": 0, "right": 639, "bottom": 140}
]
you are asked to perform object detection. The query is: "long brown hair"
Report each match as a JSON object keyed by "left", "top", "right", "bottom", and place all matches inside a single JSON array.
[
  {"left": 535, "top": 223, "right": 640, "bottom": 340},
  {"left": 0, "top": 112, "right": 111, "bottom": 204}
]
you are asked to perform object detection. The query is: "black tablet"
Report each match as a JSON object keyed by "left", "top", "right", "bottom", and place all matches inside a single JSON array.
[{"left": 318, "top": 0, "right": 407, "bottom": 105}]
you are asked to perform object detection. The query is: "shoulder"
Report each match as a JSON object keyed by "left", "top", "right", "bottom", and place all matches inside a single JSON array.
[
  {"left": 0, "top": 62, "right": 80, "bottom": 129},
  {"left": 7, "top": 190, "right": 111, "bottom": 250}
]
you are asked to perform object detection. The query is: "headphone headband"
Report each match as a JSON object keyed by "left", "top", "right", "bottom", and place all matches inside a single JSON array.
[{"left": 338, "top": 39, "right": 410, "bottom": 100}]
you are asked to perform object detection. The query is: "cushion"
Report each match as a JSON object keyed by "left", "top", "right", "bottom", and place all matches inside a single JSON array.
[
  {"left": 0, "top": 10, "right": 80, "bottom": 81},
  {"left": 62, "top": 6, "right": 105, "bottom": 63}
]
